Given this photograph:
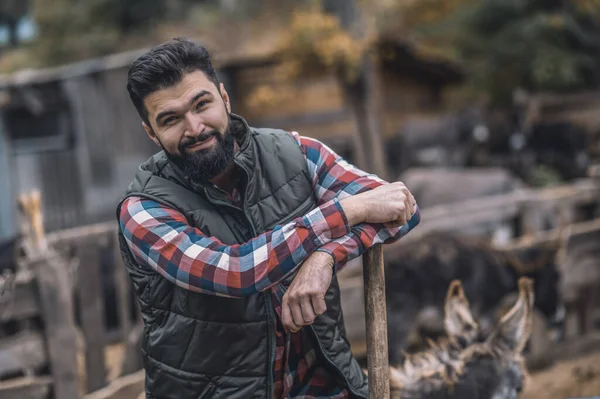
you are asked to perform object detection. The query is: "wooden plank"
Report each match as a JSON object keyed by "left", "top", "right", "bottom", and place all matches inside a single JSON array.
[
  {"left": 45, "top": 177, "right": 600, "bottom": 252},
  {"left": 122, "top": 322, "right": 144, "bottom": 377},
  {"left": 46, "top": 221, "right": 115, "bottom": 246},
  {"left": 0, "top": 376, "right": 52, "bottom": 399},
  {"left": 0, "top": 272, "right": 40, "bottom": 323},
  {"left": 112, "top": 231, "right": 142, "bottom": 376},
  {"left": 84, "top": 369, "right": 145, "bottom": 399},
  {"left": 339, "top": 275, "right": 366, "bottom": 345},
  {"left": 31, "top": 252, "right": 80, "bottom": 399},
  {"left": 77, "top": 238, "right": 108, "bottom": 393},
  {"left": 362, "top": 245, "right": 390, "bottom": 399},
  {"left": 342, "top": 217, "right": 600, "bottom": 359},
  {"left": 112, "top": 232, "right": 130, "bottom": 341},
  {"left": 0, "top": 331, "right": 47, "bottom": 379}
]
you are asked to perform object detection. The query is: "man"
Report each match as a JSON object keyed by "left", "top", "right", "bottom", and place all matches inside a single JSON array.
[{"left": 117, "top": 37, "right": 420, "bottom": 399}]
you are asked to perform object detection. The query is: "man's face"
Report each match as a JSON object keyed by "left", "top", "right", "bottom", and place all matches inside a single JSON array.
[{"left": 142, "top": 70, "right": 235, "bottom": 183}]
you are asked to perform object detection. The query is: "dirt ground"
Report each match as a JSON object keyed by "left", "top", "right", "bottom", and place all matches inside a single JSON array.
[
  {"left": 523, "top": 351, "right": 600, "bottom": 399},
  {"left": 85, "top": 344, "right": 600, "bottom": 399}
]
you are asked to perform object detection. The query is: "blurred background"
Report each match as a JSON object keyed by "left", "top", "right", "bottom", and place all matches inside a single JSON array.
[{"left": 0, "top": 1, "right": 599, "bottom": 398}]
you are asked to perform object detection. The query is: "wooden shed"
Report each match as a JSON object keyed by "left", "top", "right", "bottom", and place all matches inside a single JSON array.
[
  {"left": 233, "top": 37, "right": 464, "bottom": 161},
  {"left": 0, "top": 48, "right": 269, "bottom": 234},
  {"left": 0, "top": 36, "right": 462, "bottom": 235}
]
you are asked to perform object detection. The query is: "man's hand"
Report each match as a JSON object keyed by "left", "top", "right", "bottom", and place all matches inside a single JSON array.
[
  {"left": 340, "top": 181, "right": 416, "bottom": 227},
  {"left": 281, "top": 251, "right": 334, "bottom": 333}
]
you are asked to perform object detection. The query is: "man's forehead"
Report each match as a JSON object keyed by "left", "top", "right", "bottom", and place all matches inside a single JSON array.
[{"left": 144, "top": 71, "right": 217, "bottom": 113}]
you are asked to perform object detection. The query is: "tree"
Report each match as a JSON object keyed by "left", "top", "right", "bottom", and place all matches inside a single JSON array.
[
  {"left": 274, "top": 1, "right": 388, "bottom": 178},
  {"left": 410, "top": 0, "right": 600, "bottom": 105}
]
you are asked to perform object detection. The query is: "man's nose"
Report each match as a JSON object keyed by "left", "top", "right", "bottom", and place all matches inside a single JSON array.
[{"left": 184, "top": 112, "right": 205, "bottom": 136}]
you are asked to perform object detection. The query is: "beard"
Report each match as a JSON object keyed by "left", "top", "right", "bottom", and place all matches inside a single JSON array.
[{"left": 162, "top": 118, "right": 236, "bottom": 184}]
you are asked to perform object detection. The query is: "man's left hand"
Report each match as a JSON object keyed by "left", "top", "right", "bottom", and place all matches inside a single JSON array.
[{"left": 281, "top": 251, "right": 334, "bottom": 333}]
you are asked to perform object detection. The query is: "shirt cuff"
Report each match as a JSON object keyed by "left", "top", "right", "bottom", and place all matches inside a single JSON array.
[{"left": 298, "top": 197, "right": 351, "bottom": 246}]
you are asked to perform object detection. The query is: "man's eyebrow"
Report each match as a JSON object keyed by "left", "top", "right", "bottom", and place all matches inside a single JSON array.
[
  {"left": 155, "top": 90, "right": 212, "bottom": 125},
  {"left": 189, "top": 90, "right": 211, "bottom": 106}
]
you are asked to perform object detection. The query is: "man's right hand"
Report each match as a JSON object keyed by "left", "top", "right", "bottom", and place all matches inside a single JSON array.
[{"left": 340, "top": 182, "right": 416, "bottom": 227}]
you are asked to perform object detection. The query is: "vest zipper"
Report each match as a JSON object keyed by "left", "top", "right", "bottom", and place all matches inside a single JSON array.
[
  {"left": 234, "top": 159, "right": 276, "bottom": 399},
  {"left": 309, "top": 326, "right": 367, "bottom": 399}
]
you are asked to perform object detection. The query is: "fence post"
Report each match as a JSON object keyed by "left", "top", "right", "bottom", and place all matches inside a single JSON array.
[{"left": 362, "top": 243, "right": 389, "bottom": 398}]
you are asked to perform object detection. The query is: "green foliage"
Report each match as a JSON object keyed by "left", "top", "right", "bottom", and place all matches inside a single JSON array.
[{"left": 412, "top": 0, "right": 600, "bottom": 105}]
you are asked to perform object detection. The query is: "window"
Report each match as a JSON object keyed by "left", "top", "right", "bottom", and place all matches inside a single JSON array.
[{"left": 1, "top": 82, "right": 74, "bottom": 154}]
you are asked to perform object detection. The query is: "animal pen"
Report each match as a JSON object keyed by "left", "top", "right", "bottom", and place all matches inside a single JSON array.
[
  {"left": 0, "top": 48, "right": 600, "bottom": 399},
  {"left": 0, "top": 164, "right": 597, "bottom": 399}
]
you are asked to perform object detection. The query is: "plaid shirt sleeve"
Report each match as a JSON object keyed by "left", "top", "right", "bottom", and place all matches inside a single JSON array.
[
  {"left": 288, "top": 131, "right": 421, "bottom": 273},
  {"left": 118, "top": 196, "right": 351, "bottom": 297}
]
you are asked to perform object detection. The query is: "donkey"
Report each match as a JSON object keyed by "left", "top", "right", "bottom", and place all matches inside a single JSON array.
[
  {"left": 385, "top": 231, "right": 564, "bottom": 362},
  {"left": 389, "top": 277, "right": 534, "bottom": 399}
]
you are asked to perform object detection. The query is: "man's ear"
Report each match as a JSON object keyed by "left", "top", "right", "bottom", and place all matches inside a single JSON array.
[
  {"left": 444, "top": 280, "right": 479, "bottom": 341},
  {"left": 142, "top": 122, "right": 161, "bottom": 148},
  {"left": 220, "top": 82, "right": 231, "bottom": 113}
]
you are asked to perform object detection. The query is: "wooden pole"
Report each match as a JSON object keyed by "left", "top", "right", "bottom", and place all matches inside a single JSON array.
[{"left": 362, "top": 243, "right": 390, "bottom": 398}]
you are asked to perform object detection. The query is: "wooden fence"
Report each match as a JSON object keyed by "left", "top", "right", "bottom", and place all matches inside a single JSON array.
[
  {"left": 338, "top": 173, "right": 600, "bottom": 367},
  {"left": 1, "top": 170, "right": 599, "bottom": 398},
  {"left": 0, "top": 230, "right": 143, "bottom": 398}
]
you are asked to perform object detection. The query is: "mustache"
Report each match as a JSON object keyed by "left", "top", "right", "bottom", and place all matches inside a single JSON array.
[{"left": 179, "top": 130, "right": 218, "bottom": 150}]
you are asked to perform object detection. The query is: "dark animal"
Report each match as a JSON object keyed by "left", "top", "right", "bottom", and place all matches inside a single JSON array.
[
  {"left": 384, "top": 232, "right": 564, "bottom": 364},
  {"left": 389, "top": 277, "right": 534, "bottom": 399},
  {"left": 0, "top": 235, "right": 18, "bottom": 273},
  {"left": 385, "top": 107, "right": 485, "bottom": 176},
  {"left": 398, "top": 167, "right": 526, "bottom": 209}
]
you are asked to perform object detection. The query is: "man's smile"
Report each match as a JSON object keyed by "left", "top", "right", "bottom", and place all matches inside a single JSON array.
[{"left": 185, "top": 135, "right": 216, "bottom": 151}]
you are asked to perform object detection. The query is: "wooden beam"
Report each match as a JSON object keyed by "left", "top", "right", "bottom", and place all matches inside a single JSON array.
[
  {"left": 343, "top": 217, "right": 600, "bottom": 359},
  {"left": 76, "top": 238, "right": 108, "bottom": 393},
  {"left": 31, "top": 252, "right": 80, "bottom": 399},
  {"left": 113, "top": 231, "right": 143, "bottom": 376},
  {"left": 84, "top": 370, "right": 145, "bottom": 399},
  {"left": 45, "top": 177, "right": 600, "bottom": 254},
  {"left": 0, "top": 331, "right": 46, "bottom": 379},
  {"left": 0, "top": 377, "right": 52, "bottom": 399},
  {"left": 362, "top": 244, "right": 390, "bottom": 398},
  {"left": 0, "top": 126, "right": 15, "bottom": 240}
]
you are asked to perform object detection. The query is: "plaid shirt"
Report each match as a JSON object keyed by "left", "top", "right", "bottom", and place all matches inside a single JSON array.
[{"left": 119, "top": 131, "right": 420, "bottom": 398}]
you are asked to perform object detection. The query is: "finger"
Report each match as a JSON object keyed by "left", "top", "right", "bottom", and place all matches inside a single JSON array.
[
  {"left": 291, "top": 300, "right": 305, "bottom": 329},
  {"left": 403, "top": 190, "right": 413, "bottom": 222},
  {"left": 282, "top": 298, "right": 300, "bottom": 333},
  {"left": 300, "top": 298, "right": 317, "bottom": 324},
  {"left": 311, "top": 294, "right": 327, "bottom": 316},
  {"left": 384, "top": 220, "right": 403, "bottom": 229}
]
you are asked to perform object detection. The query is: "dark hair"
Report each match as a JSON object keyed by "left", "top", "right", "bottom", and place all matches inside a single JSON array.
[{"left": 127, "top": 37, "right": 220, "bottom": 125}]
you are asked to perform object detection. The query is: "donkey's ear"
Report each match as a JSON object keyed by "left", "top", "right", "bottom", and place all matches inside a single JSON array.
[
  {"left": 444, "top": 280, "right": 478, "bottom": 340},
  {"left": 489, "top": 278, "right": 535, "bottom": 353}
]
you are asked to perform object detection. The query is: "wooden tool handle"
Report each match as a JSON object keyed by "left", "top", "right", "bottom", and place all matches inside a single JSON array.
[{"left": 363, "top": 243, "right": 390, "bottom": 398}]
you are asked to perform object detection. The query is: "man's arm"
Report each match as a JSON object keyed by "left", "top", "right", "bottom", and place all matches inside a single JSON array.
[
  {"left": 119, "top": 195, "right": 352, "bottom": 298},
  {"left": 290, "top": 131, "right": 420, "bottom": 272}
]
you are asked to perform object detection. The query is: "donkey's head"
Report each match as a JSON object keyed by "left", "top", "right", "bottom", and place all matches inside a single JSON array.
[{"left": 390, "top": 277, "right": 534, "bottom": 399}]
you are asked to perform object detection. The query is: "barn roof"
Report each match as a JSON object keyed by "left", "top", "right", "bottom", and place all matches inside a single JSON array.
[
  {"left": 0, "top": 41, "right": 275, "bottom": 89},
  {"left": 0, "top": 30, "right": 464, "bottom": 89}
]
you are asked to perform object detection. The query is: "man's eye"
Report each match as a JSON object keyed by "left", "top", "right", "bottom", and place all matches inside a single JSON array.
[
  {"left": 196, "top": 101, "right": 208, "bottom": 110},
  {"left": 164, "top": 116, "right": 177, "bottom": 125}
]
